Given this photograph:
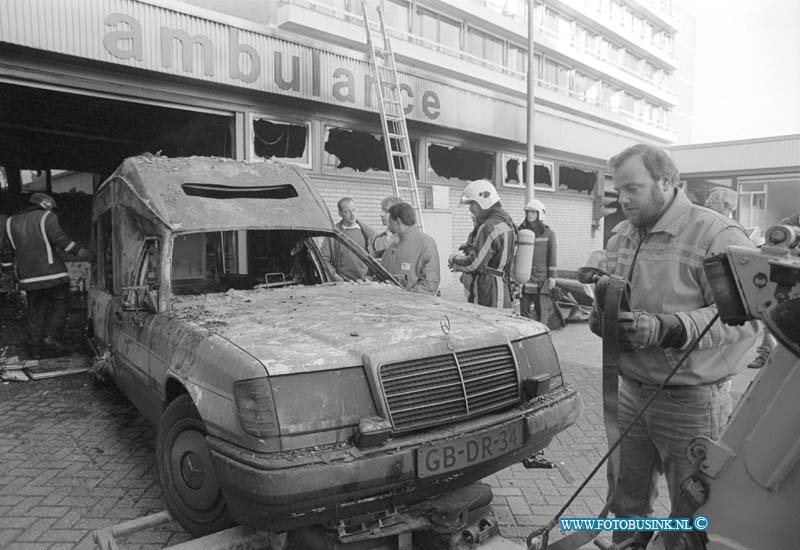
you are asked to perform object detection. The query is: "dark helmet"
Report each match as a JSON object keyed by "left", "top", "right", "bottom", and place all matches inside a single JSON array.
[{"left": 29, "top": 193, "right": 57, "bottom": 211}]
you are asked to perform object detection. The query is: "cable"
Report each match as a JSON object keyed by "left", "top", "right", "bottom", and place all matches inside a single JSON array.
[{"left": 527, "top": 312, "right": 721, "bottom": 550}]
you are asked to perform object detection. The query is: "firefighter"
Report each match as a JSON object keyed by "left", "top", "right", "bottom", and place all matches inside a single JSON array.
[
  {"left": 2, "top": 193, "right": 93, "bottom": 358},
  {"left": 518, "top": 199, "right": 560, "bottom": 326},
  {"left": 448, "top": 180, "right": 517, "bottom": 308}
]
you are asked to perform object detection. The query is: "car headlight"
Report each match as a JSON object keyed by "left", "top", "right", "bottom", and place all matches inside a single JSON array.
[
  {"left": 233, "top": 377, "right": 280, "bottom": 438},
  {"left": 510, "top": 334, "right": 564, "bottom": 399}
]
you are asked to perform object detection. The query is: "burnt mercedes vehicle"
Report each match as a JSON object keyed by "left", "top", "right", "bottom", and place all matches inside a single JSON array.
[{"left": 88, "top": 155, "right": 581, "bottom": 537}]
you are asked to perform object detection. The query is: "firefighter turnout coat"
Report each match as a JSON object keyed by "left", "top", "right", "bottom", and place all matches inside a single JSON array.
[
  {"left": 451, "top": 205, "right": 517, "bottom": 308},
  {"left": 3, "top": 207, "right": 77, "bottom": 291}
]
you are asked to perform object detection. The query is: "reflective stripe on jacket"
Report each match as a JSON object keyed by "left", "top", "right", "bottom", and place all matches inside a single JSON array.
[
  {"left": 452, "top": 205, "right": 517, "bottom": 308},
  {"left": 606, "top": 189, "right": 759, "bottom": 386},
  {"left": 5, "top": 208, "right": 75, "bottom": 290}
]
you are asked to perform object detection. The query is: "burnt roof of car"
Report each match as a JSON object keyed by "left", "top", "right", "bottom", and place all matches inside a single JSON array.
[{"left": 101, "top": 155, "right": 333, "bottom": 232}]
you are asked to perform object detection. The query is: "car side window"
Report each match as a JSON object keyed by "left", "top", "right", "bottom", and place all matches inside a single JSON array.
[{"left": 123, "top": 237, "right": 160, "bottom": 311}]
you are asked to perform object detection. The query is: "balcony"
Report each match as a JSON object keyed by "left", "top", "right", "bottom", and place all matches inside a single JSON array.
[
  {"left": 274, "top": 0, "right": 675, "bottom": 137},
  {"left": 535, "top": 28, "right": 676, "bottom": 106},
  {"left": 553, "top": 0, "right": 678, "bottom": 69}
]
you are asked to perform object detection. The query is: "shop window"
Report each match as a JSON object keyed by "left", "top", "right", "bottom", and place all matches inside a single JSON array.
[
  {"left": 253, "top": 118, "right": 310, "bottom": 167},
  {"left": 428, "top": 143, "right": 494, "bottom": 182},
  {"left": 559, "top": 165, "right": 597, "bottom": 195},
  {"left": 501, "top": 154, "right": 554, "bottom": 192},
  {"left": 324, "top": 126, "right": 418, "bottom": 174}
]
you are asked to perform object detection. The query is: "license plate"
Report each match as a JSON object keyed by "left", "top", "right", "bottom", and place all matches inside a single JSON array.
[{"left": 416, "top": 422, "right": 524, "bottom": 478}]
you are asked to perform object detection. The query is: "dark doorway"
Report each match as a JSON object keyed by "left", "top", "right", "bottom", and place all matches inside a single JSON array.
[{"left": 0, "top": 83, "right": 233, "bottom": 186}]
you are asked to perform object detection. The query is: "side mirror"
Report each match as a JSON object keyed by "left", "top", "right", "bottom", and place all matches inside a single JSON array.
[{"left": 142, "top": 290, "right": 159, "bottom": 314}]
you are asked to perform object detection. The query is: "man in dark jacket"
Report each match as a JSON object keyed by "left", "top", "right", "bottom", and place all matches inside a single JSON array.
[
  {"left": 2, "top": 193, "right": 92, "bottom": 358},
  {"left": 449, "top": 180, "right": 517, "bottom": 308}
]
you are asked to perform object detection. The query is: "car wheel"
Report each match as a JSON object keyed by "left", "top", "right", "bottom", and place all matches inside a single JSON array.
[{"left": 156, "top": 394, "right": 235, "bottom": 537}]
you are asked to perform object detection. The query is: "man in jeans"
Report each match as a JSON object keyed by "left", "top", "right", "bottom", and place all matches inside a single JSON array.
[{"left": 591, "top": 144, "right": 759, "bottom": 548}]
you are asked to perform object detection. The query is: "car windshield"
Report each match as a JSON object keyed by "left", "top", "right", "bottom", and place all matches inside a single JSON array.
[{"left": 170, "top": 229, "right": 390, "bottom": 295}]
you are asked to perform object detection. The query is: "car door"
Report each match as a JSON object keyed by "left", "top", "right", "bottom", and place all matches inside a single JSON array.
[{"left": 111, "top": 237, "right": 162, "bottom": 421}]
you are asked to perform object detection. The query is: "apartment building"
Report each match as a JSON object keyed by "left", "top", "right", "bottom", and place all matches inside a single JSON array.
[{"left": 0, "top": 0, "right": 695, "bottom": 279}]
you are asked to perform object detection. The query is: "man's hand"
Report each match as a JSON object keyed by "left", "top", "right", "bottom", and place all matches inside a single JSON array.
[
  {"left": 617, "top": 310, "right": 662, "bottom": 351},
  {"left": 448, "top": 252, "right": 465, "bottom": 270},
  {"left": 547, "top": 277, "right": 557, "bottom": 291},
  {"left": 617, "top": 311, "right": 687, "bottom": 351}
]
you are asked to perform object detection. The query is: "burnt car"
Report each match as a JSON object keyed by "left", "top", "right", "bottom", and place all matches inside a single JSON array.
[{"left": 88, "top": 155, "right": 581, "bottom": 537}]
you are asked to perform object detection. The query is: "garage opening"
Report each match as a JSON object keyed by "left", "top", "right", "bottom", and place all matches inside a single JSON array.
[
  {"left": 0, "top": 82, "right": 233, "bottom": 230},
  {"left": 0, "top": 82, "right": 233, "bottom": 357}
]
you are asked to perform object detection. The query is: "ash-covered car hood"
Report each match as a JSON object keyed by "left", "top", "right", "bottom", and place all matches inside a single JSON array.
[{"left": 169, "top": 282, "right": 546, "bottom": 375}]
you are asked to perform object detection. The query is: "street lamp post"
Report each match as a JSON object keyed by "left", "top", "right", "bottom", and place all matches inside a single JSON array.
[{"left": 526, "top": 0, "right": 536, "bottom": 203}]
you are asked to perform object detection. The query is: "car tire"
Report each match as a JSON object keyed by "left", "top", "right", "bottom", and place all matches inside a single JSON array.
[{"left": 156, "top": 394, "right": 235, "bottom": 537}]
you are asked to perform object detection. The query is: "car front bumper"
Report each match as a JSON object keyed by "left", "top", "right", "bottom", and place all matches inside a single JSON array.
[{"left": 208, "top": 385, "right": 581, "bottom": 530}]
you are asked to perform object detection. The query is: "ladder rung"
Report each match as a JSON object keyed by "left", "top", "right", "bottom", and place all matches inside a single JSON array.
[
  {"left": 391, "top": 151, "right": 410, "bottom": 157},
  {"left": 387, "top": 132, "right": 404, "bottom": 139},
  {"left": 383, "top": 98, "right": 402, "bottom": 105}
]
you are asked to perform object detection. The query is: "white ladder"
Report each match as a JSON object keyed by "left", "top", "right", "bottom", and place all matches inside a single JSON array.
[{"left": 361, "top": 1, "right": 424, "bottom": 230}]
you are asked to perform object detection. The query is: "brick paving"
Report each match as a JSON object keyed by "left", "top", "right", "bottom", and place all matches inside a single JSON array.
[{"left": 1, "top": 298, "right": 753, "bottom": 550}]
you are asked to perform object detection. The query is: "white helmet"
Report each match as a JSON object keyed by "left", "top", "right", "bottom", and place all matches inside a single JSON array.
[
  {"left": 524, "top": 199, "right": 546, "bottom": 221},
  {"left": 460, "top": 179, "right": 500, "bottom": 210}
]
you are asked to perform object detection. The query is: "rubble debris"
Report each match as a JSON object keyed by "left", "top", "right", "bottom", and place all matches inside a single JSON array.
[{"left": 1, "top": 355, "right": 90, "bottom": 381}]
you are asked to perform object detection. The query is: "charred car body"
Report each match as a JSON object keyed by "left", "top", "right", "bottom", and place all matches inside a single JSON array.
[{"left": 88, "top": 155, "right": 581, "bottom": 536}]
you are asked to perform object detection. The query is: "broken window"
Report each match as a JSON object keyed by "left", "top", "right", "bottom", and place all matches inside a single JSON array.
[
  {"left": 558, "top": 164, "right": 597, "bottom": 195},
  {"left": 20, "top": 169, "right": 47, "bottom": 192},
  {"left": 169, "top": 229, "right": 392, "bottom": 296},
  {"left": 428, "top": 143, "right": 494, "bottom": 182},
  {"left": 501, "top": 154, "right": 554, "bottom": 192},
  {"left": 253, "top": 118, "right": 309, "bottom": 166},
  {"left": 51, "top": 170, "right": 94, "bottom": 194},
  {"left": 324, "top": 126, "right": 418, "bottom": 174}
]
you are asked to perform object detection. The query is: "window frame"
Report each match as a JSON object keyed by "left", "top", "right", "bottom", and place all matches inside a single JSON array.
[
  {"left": 250, "top": 114, "right": 312, "bottom": 169},
  {"left": 501, "top": 153, "right": 555, "bottom": 193},
  {"left": 322, "top": 123, "right": 420, "bottom": 178},
  {"left": 426, "top": 139, "right": 496, "bottom": 185}
]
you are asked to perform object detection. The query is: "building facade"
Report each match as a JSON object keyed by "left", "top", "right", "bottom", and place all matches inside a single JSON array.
[
  {"left": 0, "top": 0, "right": 694, "bottom": 285},
  {"left": 671, "top": 134, "right": 800, "bottom": 236}
]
